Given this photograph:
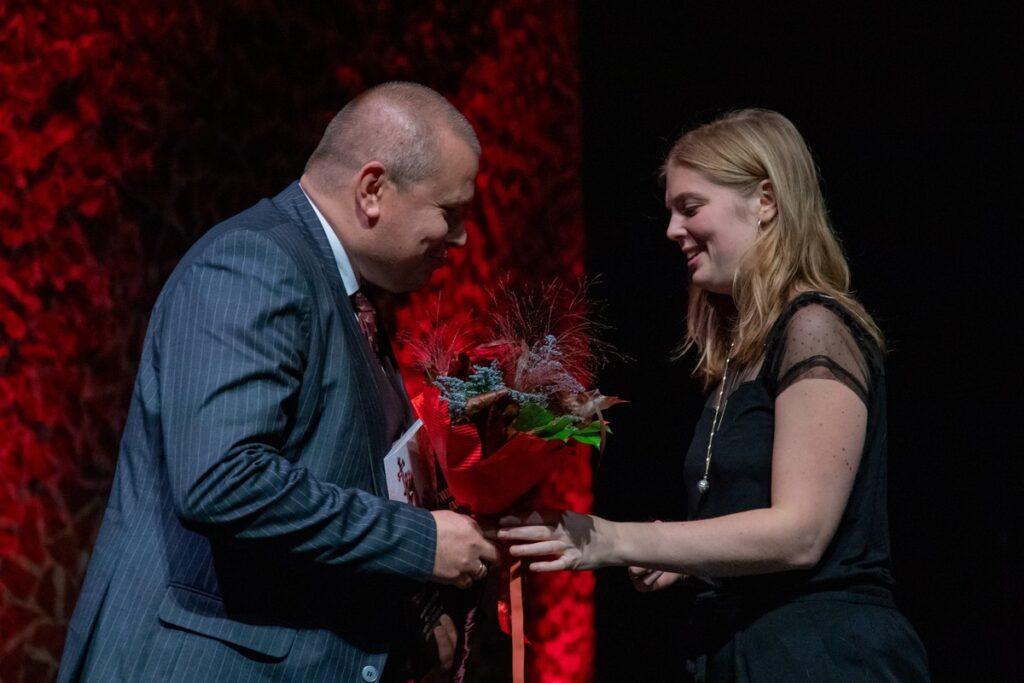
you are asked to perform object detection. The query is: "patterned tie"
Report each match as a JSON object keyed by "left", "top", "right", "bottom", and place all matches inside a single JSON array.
[{"left": 351, "top": 290, "right": 379, "bottom": 357}]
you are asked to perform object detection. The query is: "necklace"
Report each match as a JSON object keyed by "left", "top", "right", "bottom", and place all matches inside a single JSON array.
[{"left": 697, "top": 344, "right": 734, "bottom": 495}]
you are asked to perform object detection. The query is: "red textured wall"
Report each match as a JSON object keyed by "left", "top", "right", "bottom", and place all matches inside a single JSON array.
[{"left": 0, "top": 1, "right": 589, "bottom": 681}]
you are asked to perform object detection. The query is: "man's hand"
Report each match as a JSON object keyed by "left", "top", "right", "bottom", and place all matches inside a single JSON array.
[
  {"left": 418, "top": 614, "right": 457, "bottom": 683},
  {"left": 430, "top": 510, "right": 499, "bottom": 588}
]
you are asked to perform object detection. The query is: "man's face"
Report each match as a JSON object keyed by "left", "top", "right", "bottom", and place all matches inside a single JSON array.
[{"left": 368, "top": 131, "right": 478, "bottom": 293}]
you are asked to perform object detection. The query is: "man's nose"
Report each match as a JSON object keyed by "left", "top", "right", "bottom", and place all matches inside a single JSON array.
[{"left": 447, "top": 222, "right": 468, "bottom": 247}]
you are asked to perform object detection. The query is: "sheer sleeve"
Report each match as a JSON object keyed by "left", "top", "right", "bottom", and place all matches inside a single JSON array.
[{"left": 772, "top": 301, "right": 871, "bottom": 405}]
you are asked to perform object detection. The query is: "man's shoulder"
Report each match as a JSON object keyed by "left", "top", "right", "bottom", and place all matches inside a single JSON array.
[
  {"left": 176, "top": 188, "right": 319, "bottom": 274},
  {"left": 192, "top": 195, "right": 295, "bottom": 258},
  {"left": 153, "top": 188, "right": 324, "bottom": 307}
]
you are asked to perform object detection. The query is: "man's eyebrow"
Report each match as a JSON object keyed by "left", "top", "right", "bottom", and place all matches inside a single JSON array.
[{"left": 446, "top": 192, "right": 474, "bottom": 206}]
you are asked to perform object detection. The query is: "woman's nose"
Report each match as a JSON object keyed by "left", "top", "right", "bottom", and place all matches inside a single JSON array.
[{"left": 666, "top": 214, "right": 687, "bottom": 241}]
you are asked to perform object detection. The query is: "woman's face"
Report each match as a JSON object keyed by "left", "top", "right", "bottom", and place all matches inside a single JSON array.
[{"left": 664, "top": 163, "right": 762, "bottom": 297}]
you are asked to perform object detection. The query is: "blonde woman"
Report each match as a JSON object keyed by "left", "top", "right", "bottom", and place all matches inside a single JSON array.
[{"left": 499, "top": 110, "right": 929, "bottom": 680}]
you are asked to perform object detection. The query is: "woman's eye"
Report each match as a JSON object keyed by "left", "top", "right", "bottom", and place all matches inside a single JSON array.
[{"left": 682, "top": 206, "right": 699, "bottom": 217}]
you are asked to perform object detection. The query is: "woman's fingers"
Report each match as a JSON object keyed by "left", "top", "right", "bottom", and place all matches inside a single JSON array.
[
  {"left": 629, "top": 566, "right": 685, "bottom": 592},
  {"left": 627, "top": 566, "right": 649, "bottom": 580},
  {"left": 496, "top": 525, "right": 557, "bottom": 542},
  {"left": 499, "top": 510, "right": 561, "bottom": 527},
  {"left": 526, "top": 557, "right": 572, "bottom": 572},
  {"left": 642, "top": 570, "right": 664, "bottom": 587},
  {"left": 508, "top": 540, "right": 565, "bottom": 557},
  {"left": 630, "top": 568, "right": 663, "bottom": 592}
]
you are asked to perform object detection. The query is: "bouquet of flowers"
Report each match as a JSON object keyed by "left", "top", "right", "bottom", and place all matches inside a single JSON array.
[
  {"left": 407, "top": 281, "right": 622, "bottom": 683},
  {"left": 409, "top": 281, "right": 621, "bottom": 515}
]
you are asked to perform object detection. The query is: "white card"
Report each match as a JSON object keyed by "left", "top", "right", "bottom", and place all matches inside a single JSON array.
[{"left": 383, "top": 419, "right": 423, "bottom": 505}]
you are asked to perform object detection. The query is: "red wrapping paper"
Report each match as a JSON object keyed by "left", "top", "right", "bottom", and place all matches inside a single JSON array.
[
  {"left": 412, "top": 387, "right": 576, "bottom": 515},
  {"left": 412, "top": 386, "right": 585, "bottom": 683}
]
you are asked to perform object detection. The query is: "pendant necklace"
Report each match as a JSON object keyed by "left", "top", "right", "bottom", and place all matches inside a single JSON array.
[{"left": 698, "top": 344, "right": 734, "bottom": 495}]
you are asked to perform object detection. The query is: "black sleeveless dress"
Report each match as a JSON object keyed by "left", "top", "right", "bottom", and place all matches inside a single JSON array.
[{"left": 682, "top": 292, "right": 929, "bottom": 682}]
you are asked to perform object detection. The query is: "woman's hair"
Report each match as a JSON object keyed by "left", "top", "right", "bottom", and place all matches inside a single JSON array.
[{"left": 664, "top": 109, "right": 883, "bottom": 386}]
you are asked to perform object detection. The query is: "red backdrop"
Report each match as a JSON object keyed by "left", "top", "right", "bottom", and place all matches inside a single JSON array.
[{"left": 0, "top": 1, "right": 590, "bottom": 681}]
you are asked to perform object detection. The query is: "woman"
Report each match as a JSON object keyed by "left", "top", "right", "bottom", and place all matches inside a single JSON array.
[{"left": 498, "top": 110, "right": 929, "bottom": 681}]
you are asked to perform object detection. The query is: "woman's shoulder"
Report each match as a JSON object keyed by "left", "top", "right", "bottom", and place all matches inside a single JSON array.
[
  {"left": 770, "top": 292, "right": 878, "bottom": 352},
  {"left": 761, "top": 291, "right": 883, "bottom": 400}
]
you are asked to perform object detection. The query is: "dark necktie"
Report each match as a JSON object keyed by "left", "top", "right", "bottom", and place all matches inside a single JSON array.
[{"left": 351, "top": 290, "right": 379, "bottom": 357}]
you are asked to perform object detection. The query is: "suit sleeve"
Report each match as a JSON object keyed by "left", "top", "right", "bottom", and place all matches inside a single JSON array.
[{"left": 158, "top": 230, "right": 436, "bottom": 580}]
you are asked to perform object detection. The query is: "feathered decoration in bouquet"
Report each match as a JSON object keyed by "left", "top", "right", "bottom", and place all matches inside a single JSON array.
[{"left": 408, "top": 280, "right": 623, "bottom": 458}]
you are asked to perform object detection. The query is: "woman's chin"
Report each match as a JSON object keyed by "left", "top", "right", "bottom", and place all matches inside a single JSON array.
[{"left": 689, "top": 276, "right": 732, "bottom": 297}]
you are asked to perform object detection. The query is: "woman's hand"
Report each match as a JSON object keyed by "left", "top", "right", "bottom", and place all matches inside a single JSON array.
[
  {"left": 625, "top": 520, "right": 681, "bottom": 591},
  {"left": 628, "top": 567, "right": 683, "bottom": 592},
  {"left": 497, "top": 510, "right": 618, "bottom": 572}
]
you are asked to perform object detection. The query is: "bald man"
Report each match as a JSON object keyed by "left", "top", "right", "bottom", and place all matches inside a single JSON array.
[{"left": 58, "top": 83, "right": 497, "bottom": 683}]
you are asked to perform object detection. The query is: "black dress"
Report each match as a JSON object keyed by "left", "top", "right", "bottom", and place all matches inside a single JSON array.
[{"left": 682, "top": 292, "right": 929, "bottom": 682}]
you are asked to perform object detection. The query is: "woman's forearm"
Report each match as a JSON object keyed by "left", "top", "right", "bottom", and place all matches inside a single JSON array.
[{"left": 603, "top": 507, "right": 825, "bottom": 577}]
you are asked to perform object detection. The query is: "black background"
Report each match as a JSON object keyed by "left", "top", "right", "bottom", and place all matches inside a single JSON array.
[{"left": 578, "top": 4, "right": 1022, "bottom": 681}]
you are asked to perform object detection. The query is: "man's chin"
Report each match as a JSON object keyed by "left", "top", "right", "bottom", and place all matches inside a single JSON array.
[
  {"left": 384, "top": 274, "right": 430, "bottom": 294},
  {"left": 369, "top": 262, "right": 443, "bottom": 294}
]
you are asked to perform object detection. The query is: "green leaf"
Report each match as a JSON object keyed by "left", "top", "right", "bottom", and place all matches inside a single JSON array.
[
  {"left": 533, "top": 415, "right": 576, "bottom": 439},
  {"left": 572, "top": 433, "right": 603, "bottom": 447},
  {"left": 513, "top": 403, "right": 555, "bottom": 432},
  {"left": 572, "top": 422, "right": 601, "bottom": 436}
]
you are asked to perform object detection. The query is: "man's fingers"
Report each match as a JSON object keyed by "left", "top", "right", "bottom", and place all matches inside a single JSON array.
[
  {"left": 479, "top": 541, "right": 500, "bottom": 564},
  {"left": 434, "top": 614, "right": 457, "bottom": 671}
]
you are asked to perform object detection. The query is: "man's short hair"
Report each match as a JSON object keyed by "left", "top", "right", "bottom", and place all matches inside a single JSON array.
[{"left": 305, "top": 82, "right": 480, "bottom": 190}]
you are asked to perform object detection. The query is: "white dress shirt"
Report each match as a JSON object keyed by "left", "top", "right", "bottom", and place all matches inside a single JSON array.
[{"left": 300, "top": 184, "right": 360, "bottom": 297}]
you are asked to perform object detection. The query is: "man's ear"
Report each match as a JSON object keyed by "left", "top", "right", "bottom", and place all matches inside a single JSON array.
[
  {"left": 356, "top": 161, "right": 386, "bottom": 225},
  {"left": 758, "top": 179, "right": 778, "bottom": 227}
]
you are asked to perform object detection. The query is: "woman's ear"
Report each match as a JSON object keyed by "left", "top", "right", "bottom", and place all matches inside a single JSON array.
[{"left": 758, "top": 180, "right": 778, "bottom": 227}]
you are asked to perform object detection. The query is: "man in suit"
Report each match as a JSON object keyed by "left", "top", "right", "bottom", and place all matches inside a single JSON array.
[{"left": 58, "top": 82, "right": 498, "bottom": 682}]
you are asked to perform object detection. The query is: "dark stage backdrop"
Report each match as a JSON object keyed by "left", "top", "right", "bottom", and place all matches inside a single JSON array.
[
  {"left": 0, "top": 2, "right": 592, "bottom": 681},
  {"left": 579, "top": 4, "right": 1023, "bottom": 683}
]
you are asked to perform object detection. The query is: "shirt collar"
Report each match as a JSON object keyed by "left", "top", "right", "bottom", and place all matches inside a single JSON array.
[{"left": 300, "top": 184, "right": 360, "bottom": 297}]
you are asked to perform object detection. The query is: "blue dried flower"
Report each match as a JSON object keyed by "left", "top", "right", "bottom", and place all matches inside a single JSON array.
[
  {"left": 434, "top": 375, "right": 469, "bottom": 418},
  {"left": 465, "top": 362, "right": 506, "bottom": 395},
  {"left": 509, "top": 389, "right": 549, "bottom": 408},
  {"left": 435, "top": 362, "right": 509, "bottom": 420}
]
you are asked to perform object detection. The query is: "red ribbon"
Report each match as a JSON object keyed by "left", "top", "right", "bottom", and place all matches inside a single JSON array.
[{"left": 510, "top": 559, "right": 525, "bottom": 683}]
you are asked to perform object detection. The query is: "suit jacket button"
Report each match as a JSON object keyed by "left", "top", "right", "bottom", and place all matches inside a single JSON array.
[{"left": 361, "top": 665, "right": 379, "bottom": 682}]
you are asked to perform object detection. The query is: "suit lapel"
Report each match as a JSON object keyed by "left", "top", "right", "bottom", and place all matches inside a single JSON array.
[{"left": 271, "top": 182, "right": 396, "bottom": 493}]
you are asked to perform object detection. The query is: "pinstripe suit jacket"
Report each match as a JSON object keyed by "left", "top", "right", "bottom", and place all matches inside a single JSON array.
[{"left": 58, "top": 182, "right": 437, "bottom": 682}]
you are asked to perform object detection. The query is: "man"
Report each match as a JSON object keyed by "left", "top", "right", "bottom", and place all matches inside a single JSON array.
[{"left": 58, "top": 82, "right": 498, "bottom": 682}]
